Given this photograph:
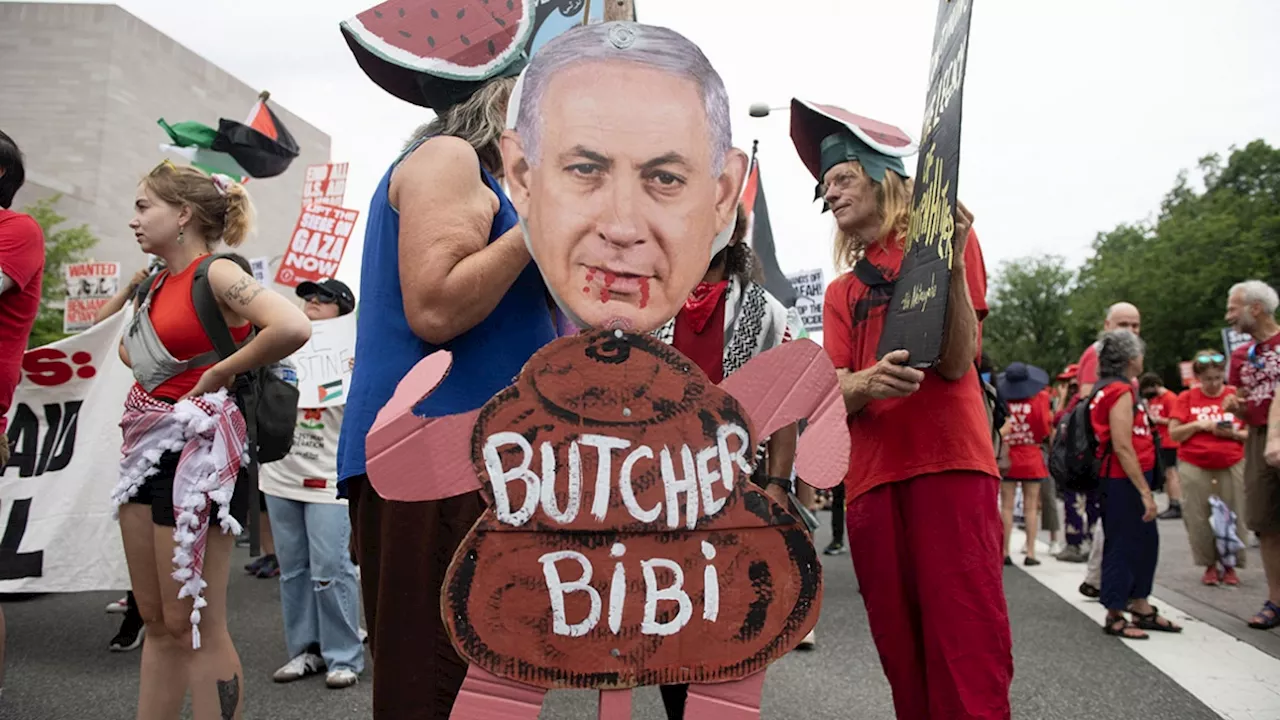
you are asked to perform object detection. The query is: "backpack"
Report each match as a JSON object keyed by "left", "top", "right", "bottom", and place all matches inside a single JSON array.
[
  {"left": 137, "top": 254, "right": 300, "bottom": 464},
  {"left": 1048, "top": 377, "right": 1127, "bottom": 493}
]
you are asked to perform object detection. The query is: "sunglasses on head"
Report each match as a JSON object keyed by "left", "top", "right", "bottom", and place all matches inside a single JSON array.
[{"left": 1195, "top": 353, "right": 1225, "bottom": 365}]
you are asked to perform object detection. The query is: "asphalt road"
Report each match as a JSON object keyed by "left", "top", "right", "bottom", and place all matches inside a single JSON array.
[{"left": 0, "top": 512, "right": 1260, "bottom": 720}]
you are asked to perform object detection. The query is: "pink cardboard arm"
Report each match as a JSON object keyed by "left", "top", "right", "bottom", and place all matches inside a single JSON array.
[
  {"left": 365, "top": 350, "right": 484, "bottom": 502},
  {"left": 718, "top": 339, "right": 849, "bottom": 489}
]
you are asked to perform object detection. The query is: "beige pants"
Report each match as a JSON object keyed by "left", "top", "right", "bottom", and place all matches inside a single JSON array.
[{"left": 1179, "top": 460, "right": 1247, "bottom": 568}]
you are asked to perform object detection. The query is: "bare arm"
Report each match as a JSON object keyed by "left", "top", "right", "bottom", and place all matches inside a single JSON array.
[
  {"left": 761, "top": 424, "right": 799, "bottom": 504},
  {"left": 836, "top": 350, "right": 926, "bottom": 416},
  {"left": 1108, "top": 399, "right": 1155, "bottom": 519},
  {"left": 1167, "top": 418, "right": 1208, "bottom": 445},
  {"left": 393, "top": 136, "right": 533, "bottom": 345},
  {"left": 936, "top": 211, "right": 979, "bottom": 381}
]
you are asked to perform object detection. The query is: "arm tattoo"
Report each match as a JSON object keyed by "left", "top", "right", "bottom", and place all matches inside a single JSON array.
[
  {"left": 224, "top": 276, "right": 265, "bottom": 308},
  {"left": 217, "top": 675, "right": 240, "bottom": 720}
]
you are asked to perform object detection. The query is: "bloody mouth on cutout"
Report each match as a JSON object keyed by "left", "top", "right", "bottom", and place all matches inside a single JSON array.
[{"left": 582, "top": 266, "right": 652, "bottom": 309}]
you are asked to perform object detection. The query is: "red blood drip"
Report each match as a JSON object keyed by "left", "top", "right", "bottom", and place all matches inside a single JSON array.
[
  {"left": 582, "top": 286, "right": 591, "bottom": 295},
  {"left": 638, "top": 277, "right": 650, "bottom": 309},
  {"left": 600, "top": 271, "right": 616, "bottom": 304}
]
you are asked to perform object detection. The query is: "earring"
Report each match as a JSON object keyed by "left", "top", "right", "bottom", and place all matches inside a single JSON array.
[{"left": 177, "top": 226, "right": 185, "bottom": 245}]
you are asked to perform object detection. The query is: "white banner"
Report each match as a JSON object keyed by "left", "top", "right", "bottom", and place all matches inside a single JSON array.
[
  {"left": 292, "top": 313, "right": 356, "bottom": 409},
  {"left": 0, "top": 310, "right": 132, "bottom": 592},
  {"left": 787, "top": 268, "right": 826, "bottom": 333},
  {"left": 64, "top": 261, "right": 121, "bottom": 334}
]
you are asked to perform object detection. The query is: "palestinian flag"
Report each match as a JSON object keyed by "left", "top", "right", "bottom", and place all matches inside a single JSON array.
[
  {"left": 158, "top": 91, "right": 300, "bottom": 181},
  {"left": 740, "top": 156, "right": 797, "bottom": 308}
]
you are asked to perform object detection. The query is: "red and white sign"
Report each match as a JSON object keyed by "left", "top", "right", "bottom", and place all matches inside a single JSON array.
[
  {"left": 302, "top": 163, "right": 348, "bottom": 209},
  {"left": 63, "top": 261, "right": 121, "bottom": 334},
  {"left": 274, "top": 205, "right": 359, "bottom": 288}
]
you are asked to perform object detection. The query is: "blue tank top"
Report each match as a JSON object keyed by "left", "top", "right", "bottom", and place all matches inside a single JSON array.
[{"left": 336, "top": 137, "right": 556, "bottom": 492}]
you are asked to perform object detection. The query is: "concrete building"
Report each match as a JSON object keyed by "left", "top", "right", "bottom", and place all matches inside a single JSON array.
[{"left": 0, "top": 2, "right": 330, "bottom": 278}]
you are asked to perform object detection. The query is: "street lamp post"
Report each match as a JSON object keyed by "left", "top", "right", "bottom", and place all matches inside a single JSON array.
[{"left": 748, "top": 102, "right": 789, "bottom": 118}]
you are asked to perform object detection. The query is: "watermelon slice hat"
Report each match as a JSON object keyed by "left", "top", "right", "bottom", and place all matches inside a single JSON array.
[
  {"left": 790, "top": 98, "right": 917, "bottom": 202},
  {"left": 341, "top": 0, "right": 535, "bottom": 110}
]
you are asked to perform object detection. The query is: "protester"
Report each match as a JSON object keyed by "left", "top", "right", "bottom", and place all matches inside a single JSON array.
[
  {"left": 257, "top": 278, "right": 364, "bottom": 689},
  {"left": 1059, "top": 302, "right": 1142, "bottom": 564},
  {"left": 111, "top": 162, "right": 310, "bottom": 719},
  {"left": 653, "top": 204, "right": 802, "bottom": 718},
  {"left": 336, "top": 60, "right": 554, "bottom": 718},
  {"left": 998, "top": 362, "right": 1052, "bottom": 566},
  {"left": 1090, "top": 329, "right": 1181, "bottom": 639},
  {"left": 1168, "top": 350, "right": 1247, "bottom": 586},
  {"left": 0, "top": 128, "right": 44, "bottom": 700},
  {"left": 1223, "top": 280, "right": 1280, "bottom": 630},
  {"left": 794, "top": 103, "right": 1011, "bottom": 719},
  {"left": 1141, "top": 372, "right": 1184, "bottom": 520}
]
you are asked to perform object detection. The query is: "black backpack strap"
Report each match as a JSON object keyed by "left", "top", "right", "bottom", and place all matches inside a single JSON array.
[
  {"left": 191, "top": 254, "right": 254, "bottom": 360},
  {"left": 133, "top": 273, "right": 158, "bottom": 308}
]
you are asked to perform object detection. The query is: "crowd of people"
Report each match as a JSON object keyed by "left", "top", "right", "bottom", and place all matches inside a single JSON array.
[{"left": 1, "top": 17, "right": 1279, "bottom": 720}]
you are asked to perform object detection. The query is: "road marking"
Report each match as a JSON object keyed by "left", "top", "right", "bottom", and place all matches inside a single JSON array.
[{"left": 1013, "top": 535, "right": 1280, "bottom": 720}]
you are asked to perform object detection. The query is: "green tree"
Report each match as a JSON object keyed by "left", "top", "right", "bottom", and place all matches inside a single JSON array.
[
  {"left": 984, "top": 254, "right": 1076, "bottom": 375},
  {"left": 22, "top": 194, "right": 99, "bottom": 348}
]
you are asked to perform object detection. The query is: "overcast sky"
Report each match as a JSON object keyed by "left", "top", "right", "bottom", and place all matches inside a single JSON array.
[{"left": 20, "top": 0, "right": 1280, "bottom": 297}]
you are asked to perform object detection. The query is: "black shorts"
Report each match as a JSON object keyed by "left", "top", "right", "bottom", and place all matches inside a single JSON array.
[
  {"left": 128, "top": 450, "right": 252, "bottom": 527},
  {"left": 1159, "top": 447, "right": 1178, "bottom": 472},
  {"left": 1002, "top": 477, "right": 1044, "bottom": 484}
]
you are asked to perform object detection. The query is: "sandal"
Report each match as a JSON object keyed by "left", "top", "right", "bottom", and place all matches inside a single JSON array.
[
  {"left": 1130, "top": 610, "right": 1182, "bottom": 633},
  {"left": 1103, "top": 615, "right": 1148, "bottom": 640},
  {"left": 1247, "top": 601, "right": 1280, "bottom": 630}
]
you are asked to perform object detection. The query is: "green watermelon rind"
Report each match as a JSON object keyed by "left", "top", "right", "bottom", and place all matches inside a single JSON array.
[{"left": 340, "top": 3, "right": 533, "bottom": 84}]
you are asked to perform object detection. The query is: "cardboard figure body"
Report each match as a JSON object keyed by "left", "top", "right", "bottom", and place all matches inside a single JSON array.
[{"left": 363, "top": 21, "right": 849, "bottom": 719}]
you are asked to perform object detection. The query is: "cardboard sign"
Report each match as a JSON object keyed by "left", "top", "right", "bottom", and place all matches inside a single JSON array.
[
  {"left": 274, "top": 205, "right": 359, "bottom": 288},
  {"left": 301, "top": 163, "right": 348, "bottom": 209},
  {"left": 787, "top": 269, "right": 825, "bottom": 333},
  {"left": 1223, "top": 328, "right": 1252, "bottom": 356},
  {"left": 877, "top": 0, "right": 975, "bottom": 364},
  {"left": 290, "top": 313, "right": 357, "bottom": 409},
  {"left": 443, "top": 331, "right": 821, "bottom": 690},
  {"left": 63, "top": 262, "right": 121, "bottom": 334}
]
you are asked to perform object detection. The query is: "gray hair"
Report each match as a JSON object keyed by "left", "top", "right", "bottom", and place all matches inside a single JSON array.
[
  {"left": 1097, "top": 329, "right": 1145, "bottom": 379},
  {"left": 1230, "top": 280, "right": 1279, "bottom": 315},
  {"left": 513, "top": 22, "right": 731, "bottom": 174}
]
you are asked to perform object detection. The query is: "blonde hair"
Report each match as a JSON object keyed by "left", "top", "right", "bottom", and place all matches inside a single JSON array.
[
  {"left": 407, "top": 77, "right": 516, "bottom": 176},
  {"left": 831, "top": 162, "right": 913, "bottom": 272},
  {"left": 141, "top": 163, "right": 255, "bottom": 248}
]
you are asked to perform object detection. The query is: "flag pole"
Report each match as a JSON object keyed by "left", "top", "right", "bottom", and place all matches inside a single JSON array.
[{"left": 750, "top": 138, "right": 759, "bottom": 170}]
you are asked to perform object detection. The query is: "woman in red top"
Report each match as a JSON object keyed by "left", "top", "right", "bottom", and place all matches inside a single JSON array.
[
  {"left": 1141, "top": 372, "right": 1185, "bottom": 520},
  {"left": 1169, "top": 350, "right": 1248, "bottom": 586},
  {"left": 116, "top": 163, "right": 310, "bottom": 719},
  {"left": 996, "top": 363, "right": 1052, "bottom": 566},
  {"left": 1090, "top": 329, "right": 1182, "bottom": 639}
]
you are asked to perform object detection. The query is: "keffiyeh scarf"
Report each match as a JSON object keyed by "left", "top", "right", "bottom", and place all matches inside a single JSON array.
[{"left": 110, "top": 386, "right": 248, "bottom": 649}]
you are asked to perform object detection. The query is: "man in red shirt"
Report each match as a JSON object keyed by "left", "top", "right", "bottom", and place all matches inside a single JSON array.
[
  {"left": 793, "top": 103, "right": 1010, "bottom": 720},
  {"left": 1224, "top": 280, "right": 1280, "bottom": 630},
  {"left": 0, "top": 128, "right": 44, "bottom": 699}
]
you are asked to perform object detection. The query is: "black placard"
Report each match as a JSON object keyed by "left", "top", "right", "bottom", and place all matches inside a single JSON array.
[{"left": 877, "top": 0, "right": 974, "bottom": 365}]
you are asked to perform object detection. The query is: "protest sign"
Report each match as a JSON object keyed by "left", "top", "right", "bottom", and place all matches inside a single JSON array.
[
  {"left": 63, "top": 261, "right": 121, "bottom": 334},
  {"left": 1222, "top": 328, "right": 1252, "bottom": 356},
  {"left": 249, "top": 256, "right": 271, "bottom": 286},
  {"left": 0, "top": 310, "right": 132, "bottom": 592},
  {"left": 274, "top": 204, "right": 359, "bottom": 288},
  {"left": 877, "top": 0, "right": 975, "bottom": 365},
  {"left": 787, "top": 269, "right": 825, "bottom": 333},
  {"left": 291, "top": 313, "right": 357, "bottom": 409},
  {"left": 301, "top": 162, "right": 348, "bottom": 209}
]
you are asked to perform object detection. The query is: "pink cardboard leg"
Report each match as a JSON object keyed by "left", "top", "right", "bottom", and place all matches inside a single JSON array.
[
  {"left": 597, "top": 689, "right": 632, "bottom": 720},
  {"left": 683, "top": 671, "right": 767, "bottom": 720},
  {"left": 449, "top": 665, "right": 547, "bottom": 720}
]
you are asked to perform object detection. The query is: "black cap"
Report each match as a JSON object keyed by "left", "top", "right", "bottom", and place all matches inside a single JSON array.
[{"left": 296, "top": 278, "right": 356, "bottom": 316}]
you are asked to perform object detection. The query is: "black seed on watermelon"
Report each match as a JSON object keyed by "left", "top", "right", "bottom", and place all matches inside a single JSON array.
[
  {"left": 460, "top": 34, "right": 471, "bottom": 45},
  {"left": 507, "top": 0, "right": 514, "bottom": 10},
  {"left": 494, "top": 15, "right": 506, "bottom": 27},
  {"left": 373, "top": 9, "right": 382, "bottom": 18},
  {"left": 428, "top": 36, "right": 436, "bottom": 47},
  {"left": 399, "top": 30, "right": 411, "bottom": 38},
  {"left": 487, "top": 39, "right": 496, "bottom": 55},
  {"left": 457, "top": 8, "right": 466, "bottom": 19},
  {"left": 398, "top": 7, "right": 405, "bottom": 17},
  {"left": 430, "top": 8, "right": 438, "bottom": 18}
]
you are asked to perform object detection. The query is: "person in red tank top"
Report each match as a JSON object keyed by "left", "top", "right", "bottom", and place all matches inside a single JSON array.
[
  {"left": 793, "top": 103, "right": 1010, "bottom": 719},
  {"left": 1089, "top": 330, "right": 1182, "bottom": 640},
  {"left": 117, "top": 162, "right": 311, "bottom": 720}
]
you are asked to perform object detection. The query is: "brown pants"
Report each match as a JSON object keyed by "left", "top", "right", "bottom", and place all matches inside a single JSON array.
[
  {"left": 347, "top": 474, "right": 485, "bottom": 720},
  {"left": 1178, "top": 460, "right": 1247, "bottom": 568},
  {"left": 1245, "top": 427, "right": 1280, "bottom": 533}
]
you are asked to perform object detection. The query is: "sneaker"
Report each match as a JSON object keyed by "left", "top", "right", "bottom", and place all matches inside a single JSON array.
[
  {"left": 1222, "top": 566, "right": 1240, "bottom": 587},
  {"left": 1056, "top": 545, "right": 1088, "bottom": 563},
  {"left": 1157, "top": 504, "right": 1182, "bottom": 520},
  {"left": 244, "top": 555, "right": 267, "bottom": 574},
  {"left": 1202, "top": 566, "right": 1221, "bottom": 586},
  {"left": 1024, "top": 557, "right": 1041, "bottom": 567},
  {"left": 109, "top": 619, "right": 144, "bottom": 652},
  {"left": 795, "top": 629, "right": 816, "bottom": 650},
  {"left": 273, "top": 652, "right": 325, "bottom": 683},
  {"left": 822, "top": 541, "right": 846, "bottom": 556},
  {"left": 1048, "top": 540, "right": 1066, "bottom": 557},
  {"left": 255, "top": 554, "right": 280, "bottom": 579},
  {"left": 326, "top": 668, "right": 360, "bottom": 689},
  {"left": 105, "top": 596, "right": 128, "bottom": 614}
]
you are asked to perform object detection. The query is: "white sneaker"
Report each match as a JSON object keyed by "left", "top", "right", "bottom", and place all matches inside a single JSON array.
[
  {"left": 359, "top": 628, "right": 368, "bottom": 644},
  {"left": 1048, "top": 540, "right": 1066, "bottom": 556},
  {"left": 326, "top": 668, "right": 359, "bottom": 689},
  {"left": 796, "top": 629, "right": 816, "bottom": 650},
  {"left": 105, "top": 596, "right": 128, "bottom": 614},
  {"left": 273, "top": 653, "right": 325, "bottom": 683}
]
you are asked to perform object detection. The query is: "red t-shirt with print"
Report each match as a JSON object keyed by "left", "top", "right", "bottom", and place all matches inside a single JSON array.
[
  {"left": 0, "top": 209, "right": 46, "bottom": 434},
  {"left": 822, "top": 229, "right": 998, "bottom": 502},
  {"left": 1172, "top": 387, "right": 1245, "bottom": 470},
  {"left": 1005, "top": 389, "right": 1052, "bottom": 479},
  {"left": 1145, "top": 389, "right": 1179, "bottom": 448},
  {"left": 1228, "top": 333, "right": 1280, "bottom": 427},
  {"left": 1076, "top": 343, "right": 1099, "bottom": 388},
  {"left": 1090, "top": 383, "right": 1156, "bottom": 478}
]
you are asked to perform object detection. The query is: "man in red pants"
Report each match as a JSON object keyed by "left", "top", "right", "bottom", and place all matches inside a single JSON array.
[{"left": 791, "top": 101, "right": 1012, "bottom": 719}]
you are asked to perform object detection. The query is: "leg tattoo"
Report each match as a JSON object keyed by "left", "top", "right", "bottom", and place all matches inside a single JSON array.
[{"left": 216, "top": 675, "right": 240, "bottom": 720}]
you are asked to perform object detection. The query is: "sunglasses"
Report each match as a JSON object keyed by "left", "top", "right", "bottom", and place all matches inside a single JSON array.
[
  {"left": 1195, "top": 353, "right": 1225, "bottom": 365},
  {"left": 301, "top": 292, "right": 338, "bottom": 305}
]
